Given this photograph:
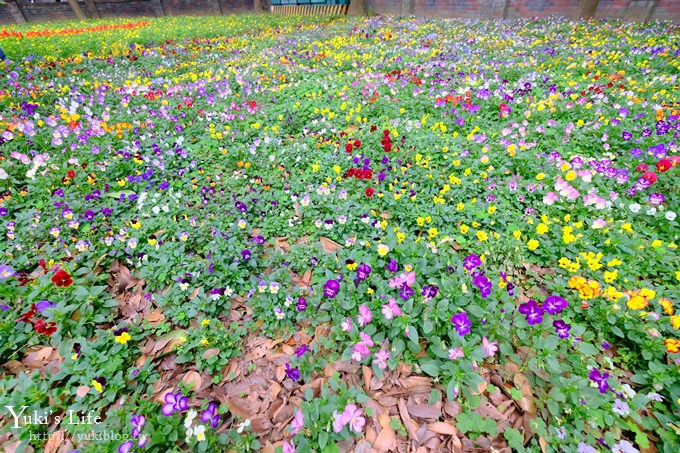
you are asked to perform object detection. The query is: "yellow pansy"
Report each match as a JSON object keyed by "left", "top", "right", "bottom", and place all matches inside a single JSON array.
[
  {"left": 527, "top": 239, "right": 539, "bottom": 250},
  {"left": 477, "top": 231, "right": 488, "bottom": 242},
  {"left": 536, "top": 223, "right": 549, "bottom": 234}
]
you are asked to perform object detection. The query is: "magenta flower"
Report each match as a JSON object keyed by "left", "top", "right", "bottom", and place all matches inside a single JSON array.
[
  {"left": 448, "top": 347, "right": 464, "bottom": 360},
  {"left": 389, "top": 271, "right": 415, "bottom": 288},
  {"left": 118, "top": 441, "right": 134, "bottom": 453},
  {"left": 463, "top": 253, "right": 481, "bottom": 270},
  {"left": 282, "top": 439, "right": 297, "bottom": 453},
  {"left": 386, "top": 258, "right": 398, "bottom": 273},
  {"left": 373, "top": 349, "right": 391, "bottom": 370},
  {"left": 553, "top": 320, "right": 571, "bottom": 339},
  {"left": 482, "top": 336, "right": 498, "bottom": 357},
  {"left": 352, "top": 342, "right": 371, "bottom": 361},
  {"left": 290, "top": 410, "right": 304, "bottom": 435},
  {"left": 285, "top": 363, "right": 300, "bottom": 382},
  {"left": 588, "top": 368, "right": 611, "bottom": 394},
  {"left": 450, "top": 312, "right": 471, "bottom": 336},
  {"left": 356, "top": 263, "right": 372, "bottom": 281},
  {"left": 357, "top": 305, "right": 372, "bottom": 326},
  {"left": 381, "top": 298, "right": 402, "bottom": 320},
  {"left": 543, "top": 295, "right": 568, "bottom": 315},
  {"left": 518, "top": 299, "right": 545, "bottom": 325},
  {"left": 323, "top": 279, "right": 340, "bottom": 298},
  {"left": 162, "top": 390, "right": 188, "bottom": 416}
]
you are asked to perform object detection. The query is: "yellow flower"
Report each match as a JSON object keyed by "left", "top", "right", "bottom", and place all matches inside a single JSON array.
[
  {"left": 651, "top": 240, "right": 663, "bottom": 247},
  {"left": 477, "top": 231, "right": 488, "bottom": 242},
  {"left": 565, "top": 170, "right": 576, "bottom": 181},
  {"left": 201, "top": 319, "right": 211, "bottom": 327},
  {"left": 114, "top": 331, "right": 131, "bottom": 344},
  {"left": 396, "top": 232, "right": 405, "bottom": 243},
  {"left": 536, "top": 223, "right": 549, "bottom": 234},
  {"left": 513, "top": 230, "right": 522, "bottom": 240},
  {"left": 200, "top": 339, "right": 209, "bottom": 346},
  {"left": 487, "top": 205, "right": 496, "bottom": 214},
  {"left": 640, "top": 288, "right": 656, "bottom": 301},
  {"left": 607, "top": 258, "right": 622, "bottom": 267},
  {"left": 676, "top": 271, "right": 680, "bottom": 282},
  {"left": 621, "top": 223, "right": 633, "bottom": 232},
  {"left": 456, "top": 202, "right": 464, "bottom": 211},
  {"left": 347, "top": 262, "right": 358, "bottom": 271},
  {"left": 603, "top": 270, "right": 618, "bottom": 283},
  {"left": 536, "top": 173, "right": 546, "bottom": 180},
  {"left": 460, "top": 224, "right": 469, "bottom": 234},
  {"left": 664, "top": 338, "right": 680, "bottom": 354},
  {"left": 527, "top": 239, "right": 539, "bottom": 250},
  {"left": 417, "top": 217, "right": 426, "bottom": 227},
  {"left": 428, "top": 228, "right": 438, "bottom": 239},
  {"left": 671, "top": 315, "right": 680, "bottom": 330},
  {"left": 91, "top": 380, "right": 103, "bottom": 393},
  {"left": 627, "top": 292, "right": 648, "bottom": 310},
  {"left": 568, "top": 262, "right": 580, "bottom": 273},
  {"left": 377, "top": 244, "right": 390, "bottom": 256},
  {"left": 558, "top": 257, "right": 571, "bottom": 268},
  {"left": 659, "top": 298, "right": 673, "bottom": 315}
]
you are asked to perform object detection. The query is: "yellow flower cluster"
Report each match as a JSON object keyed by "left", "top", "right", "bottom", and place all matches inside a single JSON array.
[
  {"left": 626, "top": 288, "right": 656, "bottom": 310},
  {"left": 568, "top": 275, "right": 601, "bottom": 299}
]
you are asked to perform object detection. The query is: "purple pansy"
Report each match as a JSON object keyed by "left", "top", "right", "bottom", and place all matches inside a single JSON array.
[
  {"left": 518, "top": 299, "right": 545, "bottom": 325},
  {"left": 323, "top": 279, "right": 340, "bottom": 298},
  {"left": 543, "top": 295, "right": 568, "bottom": 315},
  {"left": 588, "top": 368, "right": 611, "bottom": 394},
  {"left": 450, "top": 312, "right": 471, "bottom": 336},
  {"left": 162, "top": 390, "right": 188, "bottom": 416}
]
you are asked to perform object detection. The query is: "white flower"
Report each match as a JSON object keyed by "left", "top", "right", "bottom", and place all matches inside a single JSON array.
[
  {"left": 620, "top": 384, "right": 636, "bottom": 399},
  {"left": 646, "top": 207, "right": 657, "bottom": 215},
  {"left": 194, "top": 425, "right": 206, "bottom": 441},
  {"left": 646, "top": 392, "right": 664, "bottom": 402},
  {"left": 629, "top": 203, "right": 641, "bottom": 213},
  {"left": 0, "top": 168, "right": 7, "bottom": 180},
  {"left": 184, "top": 409, "right": 197, "bottom": 428},
  {"left": 237, "top": 419, "right": 251, "bottom": 434},
  {"left": 666, "top": 211, "right": 677, "bottom": 221},
  {"left": 185, "top": 427, "right": 193, "bottom": 443}
]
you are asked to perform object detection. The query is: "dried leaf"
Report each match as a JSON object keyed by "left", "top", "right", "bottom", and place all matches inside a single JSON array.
[
  {"left": 427, "top": 421, "right": 457, "bottom": 436},
  {"left": 539, "top": 435, "right": 547, "bottom": 453},
  {"left": 354, "top": 440, "right": 373, "bottom": 453},
  {"left": 407, "top": 403, "right": 441, "bottom": 420},
  {"left": 320, "top": 236, "right": 342, "bottom": 253},
  {"left": 145, "top": 308, "right": 165, "bottom": 324},
  {"left": 373, "top": 423, "right": 396, "bottom": 452},
  {"left": 23, "top": 347, "right": 53, "bottom": 369},
  {"left": 76, "top": 386, "right": 90, "bottom": 398},
  {"left": 189, "top": 287, "right": 201, "bottom": 301},
  {"left": 398, "top": 398, "right": 418, "bottom": 440},
  {"left": 513, "top": 373, "right": 536, "bottom": 415},
  {"left": 202, "top": 348, "right": 220, "bottom": 360},
  {"left": 181, "top": 371, "right": 202, "bottom": 390},
  {"left": 44, "top": 430, "right": 64, "bottom": 453},
  {"left": 362, "top": 365, "right": 373, "bottom": 393}
]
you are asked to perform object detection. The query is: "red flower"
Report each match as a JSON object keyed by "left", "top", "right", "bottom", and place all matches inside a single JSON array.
[
  {"left": 39, "top": 259, "right": 47, "bottom": 271},
  {"left": 345, "top": 143, "right": 353, "bottom": 153},
  {"left": 18, "top": 306, "right": 37, "bottom": 323},
  {"left": 636, "top": 163, "right": 648, "bottom": 172},
  {"left": 34, "top": 319, "right": 57, "bottom": 336},
  {"left": 67, "top": 170, "right": 75, "bottom": 179},
  {"left": 656, "top": 159, "right": 672, "bottom": 173},
  {"left": 354, "top": 139, "right": 362, "bottom": 149},
  {"left": 52, "top": 269, "right": 73, "bottom": 287},
  {"left": 365, "top": 187, "right": 375, "bottom": 198},
  {"left": 363, "top": 169, "right": 373, "bottom": 179},
  {"left": 642, "top": 172, "right": 658, "bottom": 184}
]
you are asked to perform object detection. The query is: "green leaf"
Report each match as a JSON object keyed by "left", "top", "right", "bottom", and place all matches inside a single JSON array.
[
  {"left": 577, "top": 342, "right": 599, "bottom": 356},
  {"left": 419, "top": 361, "right": 440, "bottom": 377},
  {"left": 428, "top": 389, "right": 441, "bottom": 405},
  {"left": 423, "top": 320, "right": 434, "bottom": 334},
  {"left": 504, "top": 427, "right": 525, "bottom": 450}
]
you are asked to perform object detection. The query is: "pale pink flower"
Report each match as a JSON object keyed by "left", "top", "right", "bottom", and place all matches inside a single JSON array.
[
  {"left": 543, "top": 192, "right": 559, "bottom": 205},
  {"left": 332, "top": 411, "right": 344, "bottom": 433},
  {"left": 592, "top": 219, "right": 607, "bottom": 229},
  {"left": 448, "top": 347, "right": 464, "bottom": 360},
  {"left": 282, "top": 439, "right": 296, "bottom": 453},
  {"left": 381, "top": 298, "right": 402, "bottom": 320},
  {"left": 359, "top": 332, "right": 374, "bottom": 347},
  {"left": 357, "top": 305, "right": 372, "bottom": 326},
  {"left": 341, "top": 317, "right": 353, "bottom": 332},
  {"left": 482, "top": 336, "right": 499, "bottom": 357},
  {"left": 290, "top": 410, "right": 304, "bottom": 435},
  {"left": 373, "top": 349, "right": 390, "bottom": 370},
  {"left": 342, "top": 404, "right": 365, "bottom": 433}
]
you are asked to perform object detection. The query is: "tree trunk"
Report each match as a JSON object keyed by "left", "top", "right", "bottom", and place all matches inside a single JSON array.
[
  {"left": 253, "top": 0, "right": 262, "bottom": 13},
  {"left": 577, "top": 0, "right": 599, "bottom": 19},
  {"left": 83, "top": 0, "right": 101, "bottom": 18},
  {"left": 67, "top": 0, "right": 88, "bottom": 20}
]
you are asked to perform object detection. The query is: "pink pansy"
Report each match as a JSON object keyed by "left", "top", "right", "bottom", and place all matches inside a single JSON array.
[
  {"left": 352, "top": 342, "right": 371, "bottom": 361},
  {"left": 482, "top": 336, "right": 499, "bottom": 357},
  {"left": 389, "top": 271, "right": 415, "bottom": 288},
  {"left": 342, "top": 404, "right": 365, "bottom": 433},
  {"left": 332, "top": 411, "right": 345, "bottom": 433},
  {"left": 448, "top": 347, "right": 464, "bottom": 360},
  {"left": 290, "top": 410, "right": 304, "bottom": 435},
  {"left": 282, "top": 439, "right": 297, "bottom": 453},
  {"left": 373, "top": 349, "right": 390, "bottom": 370},
  {"left": 381, "top": 298, "right": 402, "bottom": 320},
  {"left": 592, "top": 219, "right": 607, "bottom": 229},
  {"left": 341, "top": 317, "right": 353, "bottom": 332},
  {"left": 543, "top": 192, "right": 559, "bottom": 205},
  {"left": 359, "top": 332, "right": 374, "bottom": 347},
  {"left": 357, "top": 305, "right": 372, "bottom": 326}
]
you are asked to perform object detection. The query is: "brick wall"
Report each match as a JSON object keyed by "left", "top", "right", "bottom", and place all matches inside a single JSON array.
[{"left": 1, "top": 0, "right": 679, "bottom": 24}]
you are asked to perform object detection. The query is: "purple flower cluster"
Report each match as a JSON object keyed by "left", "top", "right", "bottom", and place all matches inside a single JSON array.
[
  {"left": 162, "top": 390, "right": 188, "bottom": 416},
  {"left": 201, "top": 402, "right": 220, "bottom": 428}
]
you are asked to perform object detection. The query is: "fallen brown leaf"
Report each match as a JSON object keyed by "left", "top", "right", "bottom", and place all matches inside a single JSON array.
[
  {"left": 427, "top": 421, "right": 457, "bottom": 436},
  {"left": 373, "top": 422, "right": 396, "bottom": 452},
  {"left": 181, "top": 371, "right": 202, "bottom": 391},
  {"left": 320, "top": 236, "right": 342, "bottom": 253},
  {"left": 44, "top": 430, "right": 64, "bottom": 453},
  {"left": 76, "top": 386, "right": 90, "bottom": 398},
  {"left": 513, "top": 373, "right": 536, "bottom": 415}
]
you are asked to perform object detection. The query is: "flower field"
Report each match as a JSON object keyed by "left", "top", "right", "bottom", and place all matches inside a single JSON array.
[{"left": 1, "top": 13, "right": 679, "bottom": 453}]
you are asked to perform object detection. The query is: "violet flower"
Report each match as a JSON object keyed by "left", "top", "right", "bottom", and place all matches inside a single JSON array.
[
  {"left": 162, "top": 390, "right": 188, "bottom": 416},
  {"left": 588, "top": 368, "right": 611, "bottom": 394},
  {"left": 450, "top": 312, "right": 471, "bottom": 336},
  {"left": 518, "top": 299, "right": 545, "bottom": 325}
]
